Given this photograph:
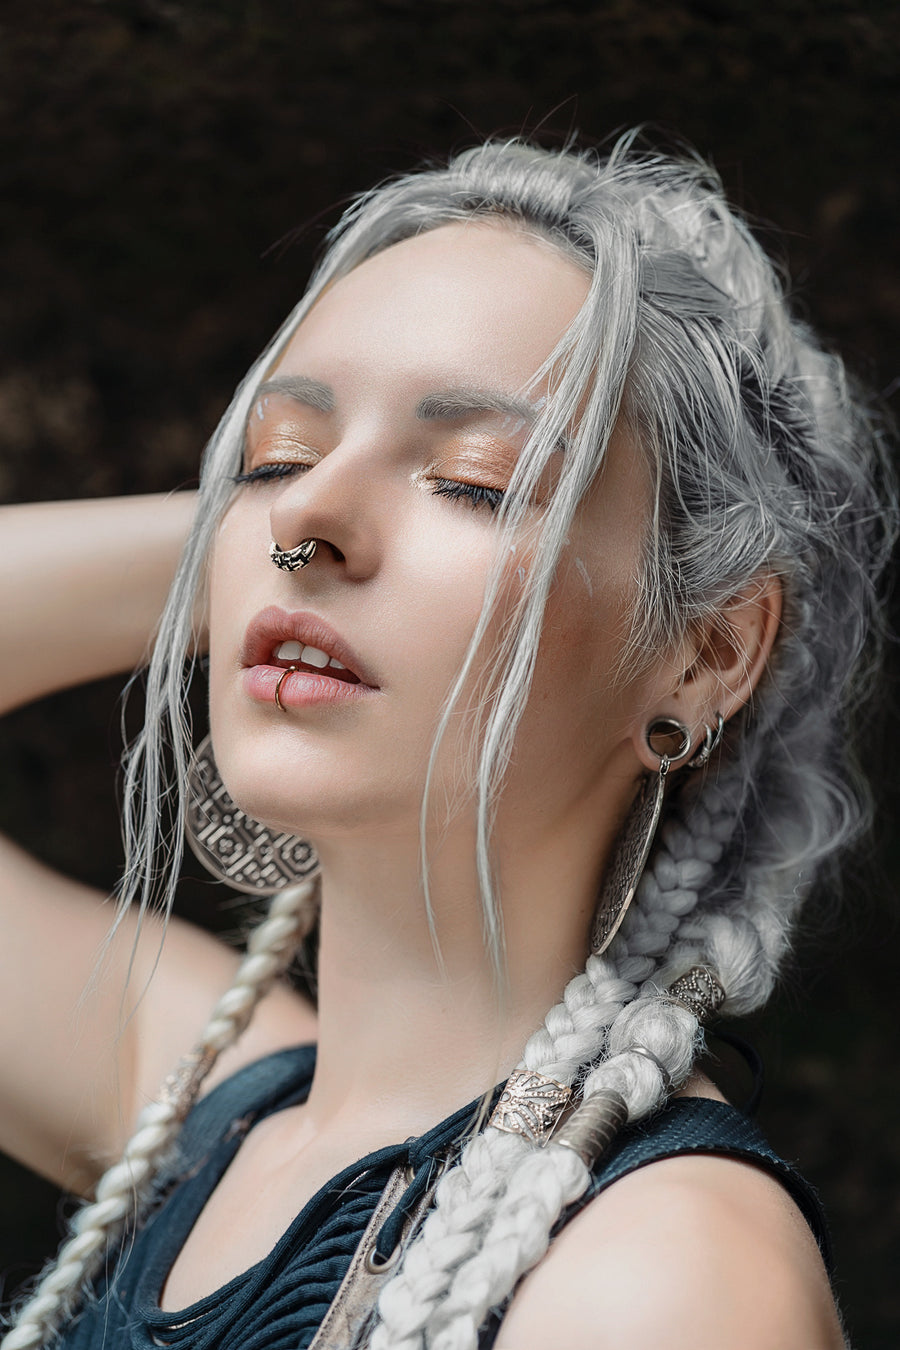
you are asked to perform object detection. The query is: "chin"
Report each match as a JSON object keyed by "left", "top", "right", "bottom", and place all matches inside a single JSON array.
[{"left": 213, "top": 744, "right": 414, "bottom": 844}]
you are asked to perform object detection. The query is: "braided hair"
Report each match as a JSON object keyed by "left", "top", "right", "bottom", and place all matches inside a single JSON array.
[{"left": 0, "top": 882, "right": 319, "bottom": 1350}]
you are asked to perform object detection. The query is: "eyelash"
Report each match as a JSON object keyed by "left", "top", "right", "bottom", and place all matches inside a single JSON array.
[
  {"left": 232, "top": 462, "right": 504, "bottom": 512},
  {"left": 429, "top": 478, "right": 505, "bottom": 512},
  {"left": 232, "top": 463, "right": 305, "bottom": 485}
]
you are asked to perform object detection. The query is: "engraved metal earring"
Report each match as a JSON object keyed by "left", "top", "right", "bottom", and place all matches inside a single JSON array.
[
  {"left": 589, "top": 717, "right": 692, "bottom": 955},
  {"left": 494, "top": 718, "right": 693, "bottom": 1148},
  {"left": 185, "top": 734, "right": 319, "bottom": 894}
]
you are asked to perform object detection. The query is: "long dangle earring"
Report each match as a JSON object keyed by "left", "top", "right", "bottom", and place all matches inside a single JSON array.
[
  {"left": 589, "top": 717, "right": 693, "bottom": 956},
  {"left": 492, "top": 714, "right": 723, "bottom": 1148},
  {"left": 185, "top": 734, "right": 319, "bottom": 895}
]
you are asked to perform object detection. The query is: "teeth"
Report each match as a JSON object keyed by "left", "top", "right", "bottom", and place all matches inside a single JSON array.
[
  {"left": 300, "top": 644, "right": 330, "bottom": 669},
  {"left": 274, "top": 640, "right": 347, "bottom": 672}
]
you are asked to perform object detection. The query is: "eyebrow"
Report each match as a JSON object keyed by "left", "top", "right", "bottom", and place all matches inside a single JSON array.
[
  {"left": 415, "top": 389, "right": 541, "bottom": 424},
  {"left": 249, "top": 377, "right": 565, "bottom": 447},
  {"left": 253, "top": 375, "right": 336, "bottom": 412}
]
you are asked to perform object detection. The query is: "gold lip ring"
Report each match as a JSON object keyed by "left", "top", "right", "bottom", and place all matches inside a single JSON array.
[{"left": 274, "top": 665, "right": 297, "bottom": 713}]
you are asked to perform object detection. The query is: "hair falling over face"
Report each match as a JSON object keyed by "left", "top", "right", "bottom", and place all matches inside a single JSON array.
[{"left": 4, "top": 132, "right": 896, "bottom": 1350}]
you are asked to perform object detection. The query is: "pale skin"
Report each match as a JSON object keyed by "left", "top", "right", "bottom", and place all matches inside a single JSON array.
[{"left": 0, "top": 221, "right": 843, "bottom": 1346}]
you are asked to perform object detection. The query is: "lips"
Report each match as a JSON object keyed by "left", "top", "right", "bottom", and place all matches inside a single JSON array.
[{"left": 241, "top": 606, "right": 379, "bottom": 689}]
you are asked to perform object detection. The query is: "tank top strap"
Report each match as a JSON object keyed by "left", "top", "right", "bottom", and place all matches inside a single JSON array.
[
  {"left": 477, "top": 1096, "right": 834, "bottom": 1349},
  {"left": 572, "top": 1096, "right": 833, "bottom": 1271},
  {"left": 154, "top": 1044, "right": 317, "bottom": 1191}
]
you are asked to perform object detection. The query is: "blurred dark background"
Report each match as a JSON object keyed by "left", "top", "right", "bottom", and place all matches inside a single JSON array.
[{"left": 1, "top": 1, "right": 898, "bottom": 1344}]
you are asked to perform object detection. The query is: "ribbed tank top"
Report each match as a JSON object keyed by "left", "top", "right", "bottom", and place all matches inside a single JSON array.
[{"left": 53, "top": 1045, "right": 830, "bottom": 1349}]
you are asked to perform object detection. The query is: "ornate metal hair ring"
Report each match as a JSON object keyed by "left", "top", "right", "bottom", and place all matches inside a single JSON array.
[{"left": 489, "top": 1068, "right": 572, "bottom": 1144}]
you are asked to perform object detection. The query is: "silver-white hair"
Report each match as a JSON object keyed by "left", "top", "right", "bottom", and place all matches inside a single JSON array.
[{"left": 4, "top": 134, "right": 894, "bottom": 1349}]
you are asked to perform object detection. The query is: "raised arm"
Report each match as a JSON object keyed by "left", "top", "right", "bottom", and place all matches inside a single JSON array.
[
  {"left": 0, "top": 492, "right": 198, "bottom": 1191},
  {"left": 0, "top": 491, "right": 200, "bottom": 713},
  {"left": 0, "top": 493, "right": 314, "bottom": 1194}
]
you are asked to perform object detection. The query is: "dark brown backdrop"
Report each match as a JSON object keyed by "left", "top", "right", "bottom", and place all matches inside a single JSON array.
[{"left": 1, "top": 2, "right": 898, "bottom": 1344}]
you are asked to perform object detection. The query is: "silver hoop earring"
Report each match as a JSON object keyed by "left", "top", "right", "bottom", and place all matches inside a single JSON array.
[
  {"left": 185, "top": 734, "right": 319, "bottom": 894},
  {"left": 686, "top": 712, "right": 725, "bottom": 770},
  {"left": 644, "top": 716, "right": 693, "bottom": 772},
  {"left": 269, "top": 538, "right": 317, "bottom": 571},
  {"left": 589, "top": 716, "right": 692, "bottom": 956}
]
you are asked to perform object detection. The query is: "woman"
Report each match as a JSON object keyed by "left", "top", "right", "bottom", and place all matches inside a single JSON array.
[{"left": 0, "top": 136, "right": 892, "bottom": 1349}]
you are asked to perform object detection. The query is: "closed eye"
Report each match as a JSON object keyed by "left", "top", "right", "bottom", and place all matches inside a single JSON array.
[
  {"left": 233, "top": 464, "right": 505, "bottom": 511},
  {"left": 430, "top": 478, "right": 505, "bottom": 512},
  {"left": 232, "top": 462, "right": 309, "bottom": 486}
]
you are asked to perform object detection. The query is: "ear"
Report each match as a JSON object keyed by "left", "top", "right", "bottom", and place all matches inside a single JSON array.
[{"left": 632, "top": 571, "right": 783, "bottom": 772}]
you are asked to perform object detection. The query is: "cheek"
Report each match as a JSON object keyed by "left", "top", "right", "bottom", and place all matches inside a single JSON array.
[
  {"left": 208, "top": 497, "right": 262, "bottom": 597},
  {"left": 205, "top": 508, "right": 264, "bottom": 686},
  {"left": 529, "top": 541, "right": 641, "bottom": 745},
  {"left": 380, "top": 515, "right": 504, "bottom": 682},
  {"left": 206, "top": 536, "right": 244, "bottom": 651}
]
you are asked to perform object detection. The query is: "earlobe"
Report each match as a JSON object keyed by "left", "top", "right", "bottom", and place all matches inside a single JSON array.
[{"left": 631, "top": 709, "right": 724, "bottom": 775}]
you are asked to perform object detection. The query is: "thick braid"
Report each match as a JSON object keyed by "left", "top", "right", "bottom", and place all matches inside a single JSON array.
[
  {"left": 0, "top": 879, "right": 318, "bottom": 1350},
  {"left": 370, "top": 778, "right": 737, "bottom": 1350},
  {"left": 421, "top": 773, "right": 800, "bottom": 1349},
  {"left": 372, "top": 786, "right": 732, "bottom": 1350},
  {"left": 369, "top": 982, "right": 630, "bottom": 1350},
  {"left": 369, "top": 962, "right": 639, "bottom": 1346},
  {"left": 369, "top": 950, "right": 638, "bottom": 1350}
]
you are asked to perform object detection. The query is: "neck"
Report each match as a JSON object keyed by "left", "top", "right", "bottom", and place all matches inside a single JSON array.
[{"left": 301, "top": 789, "right": 623, "bottom": 1140}]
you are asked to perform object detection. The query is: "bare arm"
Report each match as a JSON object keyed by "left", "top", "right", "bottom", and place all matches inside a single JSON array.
[
  {"left": 0, "top": 492, "right": 201, "bottom": 712},
  {"left": 0, "top": 493, "right": 317, "bottom": 1192}
]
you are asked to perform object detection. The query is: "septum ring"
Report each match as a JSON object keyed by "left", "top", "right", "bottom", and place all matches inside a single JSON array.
[
  {"left": 274, "top": 666, "right": 296, "bottom": 713},
  {"left": 270, "top": 538, "right": 317, "bottom": 572}
]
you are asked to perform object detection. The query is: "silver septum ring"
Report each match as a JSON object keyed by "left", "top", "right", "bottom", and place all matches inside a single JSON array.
[
  {"left": 270, "top": 538, "right": 317, "bottom": 572},
  {"left": 274, "top": 665, "right": 296, "bottom": 713}
]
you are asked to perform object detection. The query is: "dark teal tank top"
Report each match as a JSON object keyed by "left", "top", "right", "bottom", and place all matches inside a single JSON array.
[{"left": 53, "top": 1045, "right": 831, "bottom": 1349}]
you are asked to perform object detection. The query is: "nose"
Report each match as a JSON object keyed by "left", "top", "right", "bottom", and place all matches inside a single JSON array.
[{"left": 268, "top": 442, "right": 384, "bottom": 582}]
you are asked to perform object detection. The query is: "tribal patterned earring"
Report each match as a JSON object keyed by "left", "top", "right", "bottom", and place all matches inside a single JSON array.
[
  {"left": 589, "top": 716, "right": 693, "bottom": 956},
  {"left": 185, "top": 734, "right": 319, "bottom": 894},
  {"left": 492, "top": 718, "right": 697, "bottom": 1147}
]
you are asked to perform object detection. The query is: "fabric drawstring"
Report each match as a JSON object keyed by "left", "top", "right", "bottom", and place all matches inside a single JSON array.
[
  {"left": 373, "top": 1153, "right": 438, "bottom": 1261},
  {"left": 373, "top": 1086, "right": 505, "bottom": 1261}
]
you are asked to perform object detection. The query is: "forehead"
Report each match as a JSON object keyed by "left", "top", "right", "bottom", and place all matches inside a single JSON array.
[{"left": 272, "top": 221, "right": 591, "bottom": 399}]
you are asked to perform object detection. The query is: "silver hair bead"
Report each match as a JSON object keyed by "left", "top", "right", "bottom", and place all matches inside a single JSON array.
[
  {"left": 552, "top": 1090, "right": 628, "bottom": 1169},
  {"left": 158, "top": 1045, "right": 218, "bottom": 1121},
  {"left": 628, "top": 1044, "right": 673, "bottom": 1092},
  {"left": 489, "top": 1068, "right": 572, "bottom": 1145},
  {"left": 663, "top": 965, "right": 726, "bottom": 1024}
]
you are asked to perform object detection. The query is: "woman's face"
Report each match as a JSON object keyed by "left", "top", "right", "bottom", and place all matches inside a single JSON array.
[{"left": 207, "top": 220, "right": 657, "bottom": 849}]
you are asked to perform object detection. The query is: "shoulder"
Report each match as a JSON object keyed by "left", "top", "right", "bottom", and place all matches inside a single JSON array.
[{"left": 496, "top": 1151, "right": 845, "bottom": 1350}]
